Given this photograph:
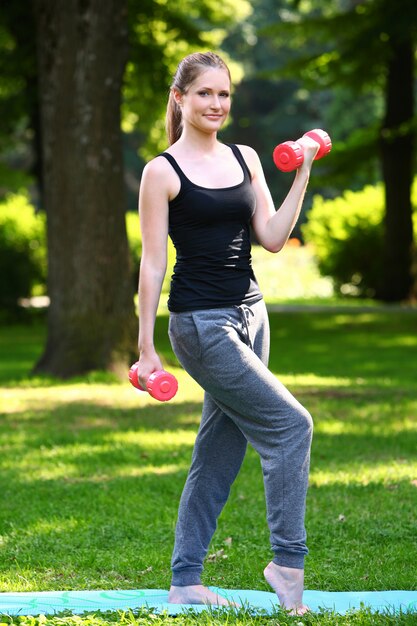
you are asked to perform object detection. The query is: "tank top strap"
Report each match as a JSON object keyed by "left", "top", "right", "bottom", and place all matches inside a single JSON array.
[
  {"left": 227, "top": 144, "right": 252, "bottom": 180},
  {"left": 158, "top": 152, "right": 189, "bottom": 185}
]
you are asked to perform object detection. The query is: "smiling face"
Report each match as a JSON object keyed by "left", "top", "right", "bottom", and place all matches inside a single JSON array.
[{"left": 174, "top": 67, "right": 231, "bottom": 135}]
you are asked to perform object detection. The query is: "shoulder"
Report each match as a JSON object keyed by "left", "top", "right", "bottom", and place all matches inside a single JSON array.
[
  {"left": 142, "top": 154, "right": 174, "bottom": 180},
  {"left": 141, "top": 154, "right": 180, "bottom": 200},
  {"left": 234, "top": 144, "right": 263, "bottom": 177}
]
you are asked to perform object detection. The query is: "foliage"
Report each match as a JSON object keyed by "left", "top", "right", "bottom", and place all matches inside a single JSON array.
[
  {"left": 124, "top": 0, "right": 251, "bottom": 158},
  {"left": 0, "top": 0, "right": 251, "bottom": 200},
  {"left": 0, "top": 309, "right": 417, "bottom": 626},
  {"left": 266, "top": 0, "right": 417, "bottom": 90},
  {"left": 302, "top": 181, "right": 417, "bottom": 298},
  {"left": 0, "top": 192, "right": 46, "bottom": 309},
  {"left": 0, "top": 3, "right": 38, "bottom": 195},
  {"left": 262, "top": 0, "right": 417, "bottom": 189},
  {"left": 302, "top": 186, "right": 384, "bottom": 298},
  {"left": 0, "top": 5, "right": 36, "bottom": 150},
  {"left": 217, "top": 0, "right": 392, "bottom": 240}
]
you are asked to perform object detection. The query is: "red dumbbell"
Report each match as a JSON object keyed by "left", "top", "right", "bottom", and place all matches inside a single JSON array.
[
  {"left": 129, "top": 362, "right": 178, "bottom": 402},
  {"left": 273, "top": 129, "right": 332, "bottom": 172}
]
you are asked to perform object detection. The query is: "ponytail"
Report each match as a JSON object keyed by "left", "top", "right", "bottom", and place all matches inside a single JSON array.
[{"left": 166, "top": 90, "right": 183, "bottom": 146}]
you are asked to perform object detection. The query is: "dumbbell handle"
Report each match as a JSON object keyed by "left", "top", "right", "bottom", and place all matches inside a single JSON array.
[
  {"left": 129, "top": 362, "right": 178, "bottom": 402},
  {"left": 273, "top": 129, "right": 332, "bottom": 172}
]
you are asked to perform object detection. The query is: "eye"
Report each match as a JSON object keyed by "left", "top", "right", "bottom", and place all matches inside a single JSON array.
[
  {"left": 198, "top": 90, "right": 209, "bottom": 96},
  {"left": 219, "top": 91, "right": 230, "bottom": 98}
]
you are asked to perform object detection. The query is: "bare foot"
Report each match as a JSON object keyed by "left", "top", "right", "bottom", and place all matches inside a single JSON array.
[
  {"left": 264, "top": 561, "right": 309, "bottom": 615},
  {"left": 168, "top": 584, "right": 237, "bottom": 606}
]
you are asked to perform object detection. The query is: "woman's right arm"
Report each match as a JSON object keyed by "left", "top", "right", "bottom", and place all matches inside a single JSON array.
[{"left": 136, "top": 158, "right": 171, "bottom": 388}]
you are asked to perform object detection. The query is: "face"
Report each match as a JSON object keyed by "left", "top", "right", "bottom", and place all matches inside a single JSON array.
[{"left": 174, "top": 67, "right": 231, "bottom": 135}]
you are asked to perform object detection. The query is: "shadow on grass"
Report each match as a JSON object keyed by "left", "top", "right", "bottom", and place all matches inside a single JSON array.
[{"left": 268, "top": 310, "right": 417, "bottom": 388}]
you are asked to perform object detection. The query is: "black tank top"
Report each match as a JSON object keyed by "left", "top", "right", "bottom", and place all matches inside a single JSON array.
[{"left": 160, "top": 144, "right": 263, "bottom": 312}]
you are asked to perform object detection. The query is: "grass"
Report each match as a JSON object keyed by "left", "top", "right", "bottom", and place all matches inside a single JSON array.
[{"left": 1, "top": 270, "right": 417, "bottom": 624}]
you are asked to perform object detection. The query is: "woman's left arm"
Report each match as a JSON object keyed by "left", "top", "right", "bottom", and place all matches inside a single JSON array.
[{"left": 240, "top": 137, "right": 319, "bottom": 253}]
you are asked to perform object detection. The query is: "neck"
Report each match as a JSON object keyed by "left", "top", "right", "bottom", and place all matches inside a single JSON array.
[{"left": 176, "top": 126, "right": 221, "bottom": 157}]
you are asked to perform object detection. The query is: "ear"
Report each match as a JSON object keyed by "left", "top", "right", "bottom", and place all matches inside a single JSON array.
[{"left": 172, "top": 88, "right": 183, "bottom": 107}]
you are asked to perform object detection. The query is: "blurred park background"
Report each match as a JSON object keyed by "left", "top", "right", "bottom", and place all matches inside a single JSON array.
[
  {"left": 1, "top": 4, "right": 417, "bottom": 623},
  {"left": 1, "top": 0, "right": 416, "bottom": 378}
]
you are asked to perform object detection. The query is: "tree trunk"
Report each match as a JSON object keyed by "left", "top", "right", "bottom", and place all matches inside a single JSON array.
[
  {"left": 33, "top": 0, "right": 137, "bottom": 377},
  {"left": 378, "top": 36, "right": 415, "bottom": 302}
]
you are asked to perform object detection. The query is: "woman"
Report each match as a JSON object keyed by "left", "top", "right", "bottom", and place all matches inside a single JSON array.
[{"left": 136, "top": 51, "right": 318, "bottom": 615}]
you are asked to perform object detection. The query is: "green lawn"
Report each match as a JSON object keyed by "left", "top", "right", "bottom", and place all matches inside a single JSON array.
[{"left": 1, "top": 305, "right": 417, "bottom": 626}]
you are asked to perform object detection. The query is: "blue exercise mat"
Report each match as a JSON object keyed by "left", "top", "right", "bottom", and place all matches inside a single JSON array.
[
  {"left": 0, "top": 587, "right": 417, "bottom": 615},
  {"left": 1, "top": 588, "right": 417, "bottom": 616}
]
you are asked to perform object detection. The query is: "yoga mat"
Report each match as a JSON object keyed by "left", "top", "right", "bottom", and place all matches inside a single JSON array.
[{"left": 1, "top": 588, "right": 417, "bottom": 616}]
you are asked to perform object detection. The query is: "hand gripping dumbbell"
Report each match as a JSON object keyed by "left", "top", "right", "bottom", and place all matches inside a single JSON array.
[
  {"left": 129, "top": 362, "right": 178, "bottom": 402},
  {"left": 273, "top": 129, "right": 332, "bottom": 172}
]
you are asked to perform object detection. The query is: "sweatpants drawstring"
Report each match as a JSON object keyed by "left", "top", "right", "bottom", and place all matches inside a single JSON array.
[{"left": 234, "top": 304, "right": 255, "bottom": 350}]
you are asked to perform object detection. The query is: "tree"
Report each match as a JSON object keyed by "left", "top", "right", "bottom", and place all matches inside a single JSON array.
[
  {"left": 379, "top": 33, "right": 414, "bottom": 301},
  {"left": 26, "top": 0, "right": 251, "bottom": 377},
  {"left": 266, "top": 0, "right": 416, "bottom": 302},
  {"left": 32, "top": 0, "right": 135, "bottom": 377}
]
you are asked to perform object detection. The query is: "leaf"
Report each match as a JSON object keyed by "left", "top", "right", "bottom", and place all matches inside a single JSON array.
[{"left": 207, "top": 549, "right": 228, "bottom": 562}]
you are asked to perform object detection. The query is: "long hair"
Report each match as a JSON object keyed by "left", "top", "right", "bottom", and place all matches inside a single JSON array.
[{"left": 165, "top": 52, "right": 231, "bottom": 146}]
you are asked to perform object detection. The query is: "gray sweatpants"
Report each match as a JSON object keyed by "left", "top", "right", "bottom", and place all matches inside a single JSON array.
[{"left": 168, "top": 298, "right": 313, "bottom": 586}]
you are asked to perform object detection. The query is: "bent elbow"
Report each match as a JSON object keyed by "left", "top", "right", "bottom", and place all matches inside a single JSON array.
[{"left": 263, "top": 241, "right": 284, "bottom": 254}]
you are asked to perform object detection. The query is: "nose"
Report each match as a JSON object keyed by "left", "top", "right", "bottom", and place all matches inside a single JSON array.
[{"left": 210, "top": 95, "right": 221, "bottom": 109}]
